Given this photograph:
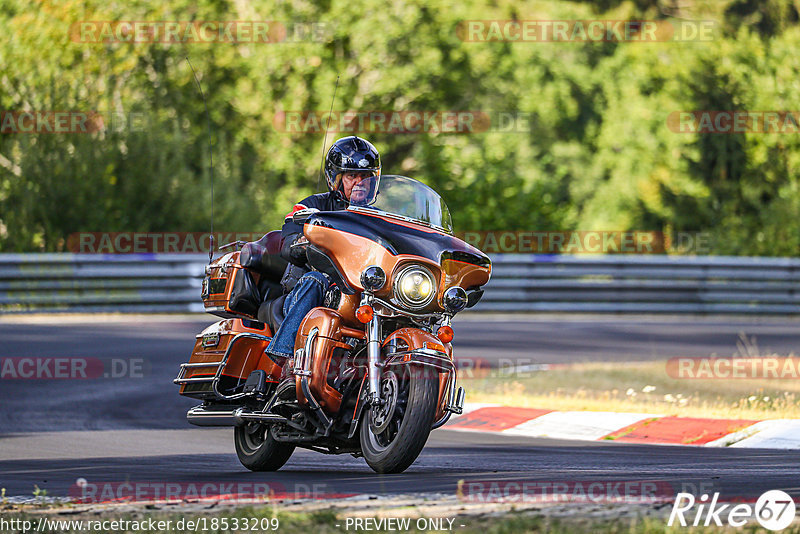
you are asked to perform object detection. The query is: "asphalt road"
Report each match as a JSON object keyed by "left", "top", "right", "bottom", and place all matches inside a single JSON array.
[
  {"left": 2, "top": 428, "right": 799, "bottom": 501},
  {"left": 1, "top": 316, "right": 798, "bottom": 433},
  {"left": 0, "top": 429, "right": 800, "bottom": 499},
  {"left": 1, "top": 315, "right": 799, "bottom": 502}
]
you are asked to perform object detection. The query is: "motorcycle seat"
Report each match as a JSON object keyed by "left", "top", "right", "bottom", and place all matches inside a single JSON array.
[
  {"left": 257, "top": 293, "right": 286, "bottom": 334},
  {"left": 239, "top": 231, "right": 288, "bottom": 284}
]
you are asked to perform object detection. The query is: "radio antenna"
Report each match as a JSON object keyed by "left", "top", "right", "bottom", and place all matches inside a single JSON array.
[
  {"left": 186, "top": 57, "right": 215, "bottom": 262},
  {"left": 317, "top": 76, "right": 340, "bottom": 192}
]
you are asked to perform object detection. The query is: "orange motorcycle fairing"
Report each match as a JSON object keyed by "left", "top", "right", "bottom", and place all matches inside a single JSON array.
[
  {"left": 178, "top": 318, "right": 282, "bottom": 400},
  {"left": 294, "top": 307, "right": 359, "bottom": 414},
  {"left": 306, "top": 220, "right": 491, "bottom": 314},
  {"left": 381, "top": 328, "right": 453, "bottom": 424},
  {"left": 305, "top": 223, "right": 441, "bottom": 301},
  {"left": 439, "top": 258, "right": 491, "bottom": 301},
  {"left": 336, "top": 292, "right": 363, "bottom": 328}
]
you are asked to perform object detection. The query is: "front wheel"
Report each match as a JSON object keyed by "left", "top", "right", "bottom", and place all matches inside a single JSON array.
[
  {"left": 360, "top": 365, "right": 438, "bottom": 474},
  {"left": 234, "top": 423, "right": 295, "bottom": 471}
]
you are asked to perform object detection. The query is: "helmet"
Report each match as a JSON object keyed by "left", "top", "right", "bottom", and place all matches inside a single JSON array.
[{"left": 324, "top": 136, "right": 381, "bottom": 194}]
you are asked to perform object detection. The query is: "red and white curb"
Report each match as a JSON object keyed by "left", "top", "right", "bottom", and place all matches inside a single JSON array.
[{"left": 444, "top": 404, "right": 800, "bottom": 448}]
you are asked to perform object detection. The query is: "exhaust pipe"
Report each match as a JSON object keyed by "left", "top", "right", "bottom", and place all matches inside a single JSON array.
[
  {"left": 187, "top": 405, "right": 287, "bottom": 427},
  {"left": 187, "top": 405, "right": 238, "bottom": 426}
]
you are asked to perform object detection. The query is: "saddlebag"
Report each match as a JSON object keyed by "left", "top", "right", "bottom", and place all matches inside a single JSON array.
[
  {"left": 201, "top": 232, "right": 287, "bottom": 319},
  {"left": 202, "top": 251, "right": 259, "bottom": 319},
  {"left": 175, "top": 319, "right": 283, "bottom": 400}
]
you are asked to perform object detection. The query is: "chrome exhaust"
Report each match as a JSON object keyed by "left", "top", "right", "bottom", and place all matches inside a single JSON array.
[
  {"left": 186, "top": 405, "right": 287, "bottom": 427},
  {"left": 232, "top": 407, "right": 286, "bottom": 425},
  {"left": 187, "top": 405, "right": 237, "bottom": 426}
]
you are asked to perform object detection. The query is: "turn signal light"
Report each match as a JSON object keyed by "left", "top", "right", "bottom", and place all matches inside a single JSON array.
[
  {"left": 355, "top": 305, "right": 374, "bottom": 323},
  {"left": 437, "top": 325, "right": 454, "bottom": 343}
]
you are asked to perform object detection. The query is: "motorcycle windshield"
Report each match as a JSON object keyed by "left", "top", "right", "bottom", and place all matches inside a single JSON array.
[{"left": 349, "top": 175, "right": 453, "bottom": 234}]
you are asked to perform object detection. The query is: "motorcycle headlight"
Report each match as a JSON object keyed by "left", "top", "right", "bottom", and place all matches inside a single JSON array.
[{"left": 393, "top": 265, "right": 436, "bottom": 309}]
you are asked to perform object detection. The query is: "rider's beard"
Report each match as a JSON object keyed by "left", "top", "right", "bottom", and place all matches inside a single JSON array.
[{"left": 350, "top": 186, "right": 367, "bottom": 203}]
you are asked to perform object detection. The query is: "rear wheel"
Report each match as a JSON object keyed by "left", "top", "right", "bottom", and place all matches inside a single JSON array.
[
  {"left": 234, "top": 423, "right": 295, "bottom": 471},
  {"left": 360, "top": 365, "right": 438, "bottom": 474}
]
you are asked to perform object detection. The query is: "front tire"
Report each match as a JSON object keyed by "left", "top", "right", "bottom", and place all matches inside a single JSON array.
[
  {"left": 360, "top": 365, "right": 438, "bottom": 474},
  {"left": 234, "top": 423, "right": 295, "bottom": 471}
]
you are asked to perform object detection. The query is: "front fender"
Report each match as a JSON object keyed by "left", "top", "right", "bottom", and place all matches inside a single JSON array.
[
  {"left": 381, "top": 328, "right": 453, "bottom": 423},
  {"left": 382, "top": 328, "right": 452, "bottom": 359}
]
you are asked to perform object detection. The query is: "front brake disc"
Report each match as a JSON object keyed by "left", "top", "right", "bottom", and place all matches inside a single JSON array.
[{"left": 369, "top": 371, "right": 399, "bottom": 435}]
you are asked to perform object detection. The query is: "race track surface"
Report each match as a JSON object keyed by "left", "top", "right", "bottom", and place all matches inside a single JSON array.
[
  {"left": 2, "top": 428, "right": 800, "bottom": 501},
  {"left": 1, "top": 316, "right": 799, "bottom": 501}
]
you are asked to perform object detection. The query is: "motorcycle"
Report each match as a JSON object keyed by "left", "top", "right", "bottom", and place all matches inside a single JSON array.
[{"left": 175, "top": 175, "right": 491, "bottom": 473}]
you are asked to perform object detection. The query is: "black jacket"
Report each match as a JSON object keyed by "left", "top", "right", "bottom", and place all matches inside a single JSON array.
[{"left": 279, "top": 191, "right": 348, "bottom": 291}]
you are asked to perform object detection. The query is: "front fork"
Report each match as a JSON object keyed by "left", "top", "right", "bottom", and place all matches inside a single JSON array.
[{"left": 366, "top": 315, "right": 382, "bottom": 405}]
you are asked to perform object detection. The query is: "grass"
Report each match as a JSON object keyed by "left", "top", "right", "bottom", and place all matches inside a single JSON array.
[{"left": 462, "top": 359, "right": 800, "bottom": 420}]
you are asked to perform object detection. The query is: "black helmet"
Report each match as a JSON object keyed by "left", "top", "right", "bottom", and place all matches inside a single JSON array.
[{"left": 324, "top": 136, "right": 381, "bottom": 193}]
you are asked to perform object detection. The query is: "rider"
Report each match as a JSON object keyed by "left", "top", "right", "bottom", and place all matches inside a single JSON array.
[{"left": 265, "top": 136, "right": 381, "bottom": 363}]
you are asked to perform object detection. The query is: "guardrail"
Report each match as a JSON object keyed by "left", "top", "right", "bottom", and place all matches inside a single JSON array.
[
  {"left": 485, "top": 254, "right": 800, "bottom": 314},
  {"left": 0, "top": 254, "right": 208, "bottom": 314},
  {"left": 1, "top": 253, "right": 798, "bottom": 314}
]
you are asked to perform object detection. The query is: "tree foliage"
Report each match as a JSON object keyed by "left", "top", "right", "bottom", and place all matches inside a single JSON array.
[{"left": 2, "top": 0, "right": 800, "bottom": 255}]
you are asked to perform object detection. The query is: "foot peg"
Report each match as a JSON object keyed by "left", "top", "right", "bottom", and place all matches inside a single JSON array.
[{"left": 446, "top": 387, "right": 465, "bottom": 415}]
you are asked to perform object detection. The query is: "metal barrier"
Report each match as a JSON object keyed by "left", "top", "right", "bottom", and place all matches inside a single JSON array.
[
  {"left": 0, "top": 253, "right": 208, "bottom": 313},
  {"left": 485, "top": 254, "right": 800, "bottom": 314},
  {"left": 1, "top": 253, "right": 799, "bottom": 314}
]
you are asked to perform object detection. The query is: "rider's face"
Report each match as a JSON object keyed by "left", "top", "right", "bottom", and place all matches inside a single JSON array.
[{"left": 341, "top": 171, "right": 373, "bottom": 203}]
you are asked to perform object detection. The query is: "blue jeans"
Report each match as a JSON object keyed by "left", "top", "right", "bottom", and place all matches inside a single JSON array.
[{"left": 266, "top": 271, "right": 329, "bottom": 360}]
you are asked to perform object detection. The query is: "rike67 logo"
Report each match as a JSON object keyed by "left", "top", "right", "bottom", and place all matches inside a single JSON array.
[{"left": 669, "top": 490, "right": 796, "bottom": 531}]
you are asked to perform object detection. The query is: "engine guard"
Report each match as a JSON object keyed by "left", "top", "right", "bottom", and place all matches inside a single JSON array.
[
  {"left": 383, "top": 348, "right": 455, "bottom": 373},
  {"left": 383, "top": 348, "right": 465, "bottom": 427}
]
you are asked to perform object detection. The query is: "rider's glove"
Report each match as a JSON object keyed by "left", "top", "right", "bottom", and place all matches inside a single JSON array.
[{"left": 288, "top": 236, "right": 309, "bottom": 263}]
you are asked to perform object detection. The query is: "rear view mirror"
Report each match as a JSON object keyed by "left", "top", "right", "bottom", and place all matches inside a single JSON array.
[{"left": 465, "top": 289, "right": 484, "bottom": 308}]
